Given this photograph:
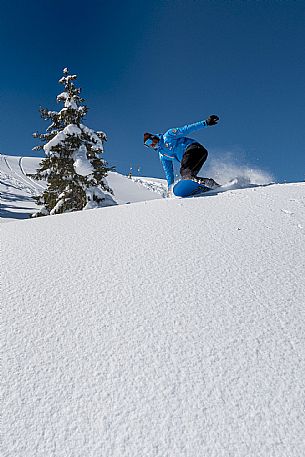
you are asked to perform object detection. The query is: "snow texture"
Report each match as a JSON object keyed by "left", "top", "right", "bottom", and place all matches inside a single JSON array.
[
  {"left": 72, "top": 144, "right": 94, "bottom": 176},
  {"left": 64, "top": 97, "right": 78, "bottom": 110},
  {"left": 84, "top": 186, "right": 116, "bottom": 210},
  {"left": 1, "top": 155, "right": 305, "bottom": 456},
  {"left": 80, "top": 123, "right": 104, "bottom": 151},
  {"left": 43, "top": 123, "right": 104, "bottom": 159},
  {"left": 56, "top": 91, "right": 68, "bottom": 102},
  {"left": 43, "top": 124, "right": 81, "bottom": 155}
]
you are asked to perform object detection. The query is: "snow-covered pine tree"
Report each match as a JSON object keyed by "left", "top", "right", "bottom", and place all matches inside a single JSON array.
[{"left": 30, "top": 68, "right": 115, "bottom": 216}]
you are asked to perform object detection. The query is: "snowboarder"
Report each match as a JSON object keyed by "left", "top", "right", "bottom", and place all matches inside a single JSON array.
[{"left": 144, "top": 115, "right": 220, "bottom": 196}]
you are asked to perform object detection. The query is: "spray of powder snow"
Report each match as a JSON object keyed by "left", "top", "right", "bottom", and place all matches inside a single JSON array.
[{"left": 204, "top": 151, "right": 274, "bottom": 186}]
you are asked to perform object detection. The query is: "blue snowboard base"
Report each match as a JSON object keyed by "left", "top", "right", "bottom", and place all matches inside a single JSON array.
[{"left": 173, "top": 179, "right": 211, "bottom": 197}]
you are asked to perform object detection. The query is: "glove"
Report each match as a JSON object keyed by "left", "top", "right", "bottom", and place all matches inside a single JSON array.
[{"left": 206, "top": 115, "right": 219, "bottom": 126}]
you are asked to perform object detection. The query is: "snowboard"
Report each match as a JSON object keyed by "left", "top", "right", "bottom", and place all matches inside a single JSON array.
[{"left": 173, "top": 179, "right": 212, "bottom": 197}]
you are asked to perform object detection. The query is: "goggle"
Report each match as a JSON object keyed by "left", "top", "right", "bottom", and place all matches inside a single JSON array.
[{"left": 144, "top": 138, "right": 158, "bottom": 149}]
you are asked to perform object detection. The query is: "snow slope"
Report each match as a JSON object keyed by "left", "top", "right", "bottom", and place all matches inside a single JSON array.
[
  {"left": 0, "top": 154, "right": 164, "bottom": 221},
  {"left": 2, "top": 171, "right": 305, "bottom": 456}
]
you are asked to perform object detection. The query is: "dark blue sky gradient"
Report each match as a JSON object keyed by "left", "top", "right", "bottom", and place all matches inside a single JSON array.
[{"left": 0, "top": 1, "right": 304, "bottom": 182}]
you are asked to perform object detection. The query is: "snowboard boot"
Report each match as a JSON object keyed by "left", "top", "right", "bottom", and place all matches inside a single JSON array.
[{"left": 194, "top": 177, "right": 220, "bottom": 189}]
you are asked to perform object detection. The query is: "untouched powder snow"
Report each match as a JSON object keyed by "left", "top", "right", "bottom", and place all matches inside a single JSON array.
[{"left": 2, "top": 180, "right": 305, "bottom": 457}]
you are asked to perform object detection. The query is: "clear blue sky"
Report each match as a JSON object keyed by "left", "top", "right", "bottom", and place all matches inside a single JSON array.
[{"left": 0, "top": 0, "right": 304, "bottom": 182}]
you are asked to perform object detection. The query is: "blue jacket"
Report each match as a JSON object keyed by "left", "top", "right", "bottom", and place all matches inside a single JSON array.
[{"left": 152, "top": 120, "right": 208, "bottom": 186}]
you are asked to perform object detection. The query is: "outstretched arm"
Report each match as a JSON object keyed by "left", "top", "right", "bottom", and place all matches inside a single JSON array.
[{"left": 164, "top": 115, "right": 219, "bottom": 139}]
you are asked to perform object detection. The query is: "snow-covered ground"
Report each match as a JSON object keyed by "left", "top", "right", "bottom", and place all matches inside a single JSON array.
[
  {"left": 2, "top": 155, "right": 305, "bottom": 456},
  {"left": 0, "top": 154, "right": 164, "bottom": 221}
]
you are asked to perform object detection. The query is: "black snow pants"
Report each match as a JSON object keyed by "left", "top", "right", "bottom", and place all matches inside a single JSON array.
[{"left": 180, "top": 142, "right": 208, "bottom": 180}]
